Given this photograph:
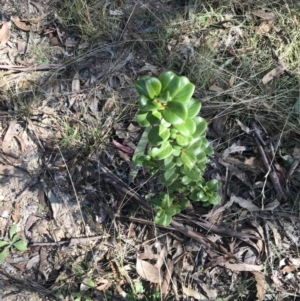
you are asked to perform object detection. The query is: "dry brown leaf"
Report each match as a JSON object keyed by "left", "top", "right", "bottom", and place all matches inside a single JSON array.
[
  {"left": 26, "top": 254, "right": 40, "bottom": 270},
  {"left": 38, "top": 247, "right": 49, "bottom": 281},
  {"left": 293, "top": 15, "right": 299, "bottom": 26},
  {"left": 231, "top": 195, "right": 260, "bottom": 211},
  {"left": 127, "top": 223, "right": 136, "bottom": 238},
  {"left": 11, "top": 202, "right": 20, "bottom": 223},
  {"left": 252, "top": 271, "right": 266, "bottom": 301},
  {"left": 249, "top": 221, "right": 267, "bottom": 256},
  {"left": 161, "top": 258, "right": 174, "bottom": 296},
  {"left": 0, "top": 166, "right": 28, "bottom": 177},
  {"left": 11, "top": 16, "right": 31, "bottom": 31},
  {"left": 220, "top": 162, "right": 253, "bottom": 190},
  {"left": 200, "top": 283, "right": 217, "bottom": 300},
  {"left": 236, "top": 119, "right": 251, "bottom": 134},
  {"left": 262, "top": 65, "right": 285, "bottom": 85},
  {"left": 289, "top": 258, "right": 300, "bottom": 268},
  {"left": 221, "top": 143, "right": 246, "bottom": 160},
  {"left": 182, "top": 286, "right": 208, "bottom": 300},
  {"left": 264, "top": 199, "right": 280, "bottom": 210},
  {"left": 228, "top": 75, "right": 236, "bottom": 87},
  {"left": 69, "top": 71, "right": 80, "bottom": 108},
  {"left": 213, "top": 115, "right": 227, "bottom": 136},
  {"left": 14, "top": 135, "right": 26, "bottom": 152},
  {"left": 136, "top": 257, "right": 162, "bottom": 283},
  {"left": 96, "top": 278, "right": 112, "bottom": 291},
  {"left": 102, "top": 96, "right": 116, "bottom": 113},
  {"left": 293, "top": 146, "right": 300, "bottom": 160},
  {"left": 204, "top": 197, "right": 234, "bottom": 221},
  {"left": 155, "top": 245, "right": 168, "bottom": 269},
  {"left": 0, "top": 21, "right": 11, "bottom": 46},
  {"left": 209, "top": 84, "right": 224, "bottom": 93},
  {"left": 231, "top": 195, "right": 278, "bottom": 211},
  {"left": 235, "top": 247, "right": 257, "bottom": 265},
  {"left": 257, "top": 22, "right": 273, "bottom": 34},
  {"left": 17, "top": 40, "right": 26, "bottom": 54},
  {"left": 267, "top": 221, "right": 282, "bottom": 248},
  {"left": 42, "top": 185, "right": 61, "bottom": 220},
  {"left": 223, "top": 261, "right": 263, "bottom": 272},
  {"left": 1, "top": 120, "right": 17, "bottom": 154},
  {"left": 251, "top": 10, "right": 276, "bottom": 21},
  {"left": 223, "top": 155, "right": 263, "bottom": 174},
  {"left": 137, "top": 63, "right": 159, "bottom": 75}
]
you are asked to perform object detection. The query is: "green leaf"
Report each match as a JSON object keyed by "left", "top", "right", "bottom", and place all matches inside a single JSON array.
[
  {"left": 173, "top": 78, "right": 195, "bottom": 103},
  {"left": 145, "top": 77, "right": 162, "bottom": 99},
  {"left": 201, "top": 138, "right": 214, "bottom": 154},
  {"left": 205, "top": 145, "right": 214, "bottom": 155},
  {"left": 134, "top": 154, "right": 147, "bottom": 165},
  {"left": 0, "top": 241, "right": 10, "bottom": 247},
  {"left": 148, "top": 125, "right": 170, "bottom": 146},
  {"left": 162, "top": 101, "right": 187, "bottom": 125},
  {"left": 159, "top": 71, "right": 179, "bottom": 97},
  {"left": 177, "top": 199, "right": 190, "bottom": 210},
  {"left": 150, "top": 141, "right": 173, "bottom": 160},
  {"left": 135, "top": 77, "right": 161, "bottom": 99},
  {"left": 161, "top": 167, "right": 178, "bottom": 186},
  {"left": 186, "top": 98, "right": 201, "bottom": 118},
  {"left": 183, "top": 165, "right": 202, "bottom": 181},
  {"left": 197, "top": 190, "right": 208, "bottom": 202},
  {"left": 193, "top": 116, "right": 207, "bottom": 136},
  {"left": 147, "top": 110, "right": 162, "bottom": 125},
  {"left": 172, "top": 145, "right": 181, "bottom": 156},
  {"left": 135, "top": 280, "right": 145, "bottom": 294},
  {"left": 152, "top": 197, "right": 162, "bottom": 208},
  {"left": 139, "top": 96, "right": 163, "bottom": 112},
  {"left": 196, "top": 150, "right": 207, "bottom": 161},
  {"left": 13, "top": 239, "right": 27, "bottom": 251},
  {"left": 165, "top": 206, "right": 180, "bottom": 216},
  {"left": 163, "top": 158, "right": 176, "bottom": 170},
  {"left": 175, "top": 155, "right": 183, "bottom": 166},
  {"left": 158, "top": 90, "right": 170, "bottom": 103},
  {"left": 154, "top": 210, "right": 172, "bottom": 226},
  {"left": 0, "top": 246, "right": 9, "bottom": 262},
  {"left": 189, "top": 140, "right": 204, "bottom": 156},
  {"left": 181, "top": 149, "right": 196, "bottom": 169},
  {"left": 160, "top": 118, "right": 171, "bottom": 128},
  {"left": 207, "top": 179, "right": 219, "bottom": 191},
  {"left": 161, "top": 193, "right": 172, "bottom": 208},
  {"left": 173, "top": 117, "right": 196, "bottom": 136},
  {"left": 176, "top": 134, "right": 189, "bottom": 146},
  {"left": 136, "top": 111, "right": 151, "bottom": 127},
  {"left": 168, "top": 182, "right": 185, "bottom": 193},
  {"left": 181, "top": 175, "right": 192, "bottom": 185},
  {"left": 156, "top": 143, "right": 173, "bottom": 160},
  {"left": 11, "top": 233, "right": 20, "bottom": 243},
  {"left": 9, "top": 225, "right": 17, "bottom": 240},
  {"left": 209, "top": 192, "right": 220, "bottom": 204}
]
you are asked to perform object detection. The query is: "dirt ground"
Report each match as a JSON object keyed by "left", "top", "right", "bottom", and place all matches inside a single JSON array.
[{"left": 1, "top": 0, "right": 300, "bottom": 300}]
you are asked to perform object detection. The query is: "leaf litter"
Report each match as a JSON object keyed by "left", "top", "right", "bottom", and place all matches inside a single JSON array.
[{"left": 0, "top": 0, "right": 300, "bottom": 300}]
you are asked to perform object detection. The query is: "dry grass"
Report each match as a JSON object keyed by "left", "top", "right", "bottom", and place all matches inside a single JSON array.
[{"left": 1, "top": 0, "right": 300, "bottom": 300}]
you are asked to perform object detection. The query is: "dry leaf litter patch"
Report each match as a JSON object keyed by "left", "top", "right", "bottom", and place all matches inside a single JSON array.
[{"left": 0, "top": 0, "right": 300, "bottom": 300}]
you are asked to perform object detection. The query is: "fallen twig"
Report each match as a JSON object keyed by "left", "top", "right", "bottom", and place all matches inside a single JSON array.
[
  {"left": 0, "top": 269, "right": 57, "bottom": 300},
  {"left": 254, "top": 136, "right": 287, "bottom": 201},
  {"left": 30, "top": 235, "right": 106, "bottom": 247},
  {"left": 0, "top": 63, "right": 61, "bottom": 72}
]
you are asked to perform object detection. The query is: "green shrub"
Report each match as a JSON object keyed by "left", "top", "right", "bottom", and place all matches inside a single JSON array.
[
  {"left": 133, "top": 71, "right": 220, "bottom": 226},
  {"left": 0, "top": 224, "right": 28, "bottom": 261}
]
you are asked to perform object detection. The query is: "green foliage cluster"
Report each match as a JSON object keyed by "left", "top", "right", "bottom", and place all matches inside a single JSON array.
[
  {"left": 0, "top": 224, "right": 27, "bottom": 261},
  {"left": 134, "top": 71, "right": 220, "bottom": 226}
]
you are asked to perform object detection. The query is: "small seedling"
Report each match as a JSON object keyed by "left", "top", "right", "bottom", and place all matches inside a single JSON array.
[
  {"left": 133, "top": 71, "right": 220, "bottom": 226},
  {"left": 0, "top": 224, "right": 28, "bottom": 261}
]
